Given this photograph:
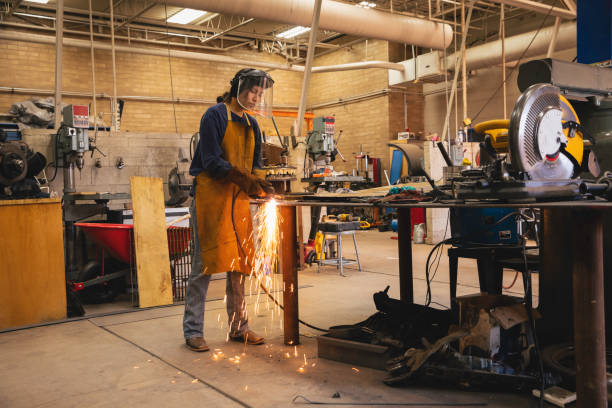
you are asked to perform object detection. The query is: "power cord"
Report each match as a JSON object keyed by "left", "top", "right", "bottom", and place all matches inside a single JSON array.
[{"left": 47, "top": 125, "right": 64, "bottom": 183}]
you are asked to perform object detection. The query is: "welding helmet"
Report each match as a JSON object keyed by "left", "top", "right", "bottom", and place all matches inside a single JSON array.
[{"left": 231, "top": 68, "right": 274, "bottom": 117}]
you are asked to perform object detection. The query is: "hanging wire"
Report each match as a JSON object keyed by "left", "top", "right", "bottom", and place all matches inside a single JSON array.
[{"left": 471, "top": 0, "right": 559, "bottom": 123}]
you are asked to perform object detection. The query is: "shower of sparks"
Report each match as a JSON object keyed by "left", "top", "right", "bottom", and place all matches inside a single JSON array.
[
  {"left": 294, "top": 346, "right": 298, "bottom": 357},
  {"left": 250, "top": 199, "right": 280, "bottom": 298},
  {"left": 352, "top": 367, "right": 360, "bottom": 373},
  {"left": 298, "top": 366, "right": 305, "bottom": 374}
]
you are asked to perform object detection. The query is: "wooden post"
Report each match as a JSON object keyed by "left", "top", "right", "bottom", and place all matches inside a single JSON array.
[
  {"left": 397, "top": 208, "right": 413, "bottom": 303},
  {"left": 279, "top": 205, "right": 299, "bottom": 345}
]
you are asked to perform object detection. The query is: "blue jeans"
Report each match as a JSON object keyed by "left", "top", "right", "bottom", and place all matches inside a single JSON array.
[{"left": 183, "top": 201, "right": 249, "bottom": 340}]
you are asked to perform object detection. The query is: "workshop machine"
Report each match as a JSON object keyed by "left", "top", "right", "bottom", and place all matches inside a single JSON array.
[
  {"left": 305, "top": 116, "right": 346, "bottom": 177},
  {"left": 54, "top": 105, "right": 129, "bottom": 305},
  {"left": 0, "top": 128, "right": 47, "bottom": 199},
  {"left": 448, "top": 59, "right": 612, "bottom": 201}
]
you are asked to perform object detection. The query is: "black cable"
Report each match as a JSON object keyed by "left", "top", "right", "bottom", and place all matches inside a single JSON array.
[
  {"left": 471, "top": 0, "right": 558, "bottom": 123},
  {"left": 521, "top": 237, "right": 545, "bottom": 408},
  {"left": 230, "top": 190, "right": 328, "bottom": 332},
  {"left": 292, "top": 394, "right": 487, "bottom": 406},
  {"left": 47, "top": 125, "right": 63, "bottom": 182}
]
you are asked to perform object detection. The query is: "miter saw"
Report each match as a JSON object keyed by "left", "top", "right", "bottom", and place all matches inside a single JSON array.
[{"left": 452, "top": 80, "right": 609, "bottom": 201}]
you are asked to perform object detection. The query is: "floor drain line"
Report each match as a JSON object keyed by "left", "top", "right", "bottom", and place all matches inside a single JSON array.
[{"left": 96, "top": 323, "right": 253, "bottom": 408}]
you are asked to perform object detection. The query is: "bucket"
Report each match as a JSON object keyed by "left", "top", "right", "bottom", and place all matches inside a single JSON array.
[{"left": 413, "top": 223, "right": 425, "bottom": 244}]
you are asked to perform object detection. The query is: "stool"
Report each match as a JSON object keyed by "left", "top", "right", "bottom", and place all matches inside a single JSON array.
[
  {"left": 316, "top": 222, "right": 362, "bottom": 277},
  {"left": 448, "top": 245, "right": 539, "bottom": 315}
]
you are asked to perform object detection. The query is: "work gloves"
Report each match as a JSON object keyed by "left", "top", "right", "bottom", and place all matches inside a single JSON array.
[{"left": 227, "top": 167, "right": 274, "bottom": 197}]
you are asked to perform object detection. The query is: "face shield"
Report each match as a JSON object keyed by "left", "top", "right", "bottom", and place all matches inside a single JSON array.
[{"left": 236, "top": 70, "right": 274, "bottom": 117}]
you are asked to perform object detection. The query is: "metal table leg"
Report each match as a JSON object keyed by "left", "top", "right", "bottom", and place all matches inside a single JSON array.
[
  {"left": 338, "top": 232, "right": 344, "bottom": 276},
  {"left": 352, "top": 231, "right": 362, "bottom": 272},
  {"left": 397, "top": 207, "right": 413, "bottom": 303},
  {"left": 571, "top": 209, "right": 606, "bottom": 408},
  {"left": 279, "top": 205, "right": 299, "bottom": 345}
]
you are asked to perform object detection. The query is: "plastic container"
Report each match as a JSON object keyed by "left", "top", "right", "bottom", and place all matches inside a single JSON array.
[{"left": 413, "top": 223, "right": 425, "bottom": 244}]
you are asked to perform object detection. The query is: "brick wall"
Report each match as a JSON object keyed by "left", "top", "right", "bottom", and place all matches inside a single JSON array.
[
  {"left": 0, "top": 38, "right": 302, "bottom": 134},
  {"left": 1, "top": 35, "right": 427, "bottom": 196}
]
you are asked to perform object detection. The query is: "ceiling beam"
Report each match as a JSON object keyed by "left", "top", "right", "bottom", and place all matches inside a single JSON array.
[
  {"left": 4, "top": 0, "right": 25, "bottom": 18},
  {"left": 484, "top": 0, "right": 576, "bottom": 19},
  {"left": 115, "top": 2, "right": 157, "bottom": 30},
  {"left": 199, "top": 17, "right": 254, "bottom": 44},
  {"left": 7, "top": 3, "right": 337, "bottom": 49}
]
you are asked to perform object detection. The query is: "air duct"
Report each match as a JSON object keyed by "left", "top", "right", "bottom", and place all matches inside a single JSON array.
[
  {"left": 446, "top": 21, "right": 576, "bottom": 71},
  {"left": 164, "top": 0, "right": 453, "bottom": 50},
  {"left": 390, "top": 22, "right": 576, "bottom": 85}
]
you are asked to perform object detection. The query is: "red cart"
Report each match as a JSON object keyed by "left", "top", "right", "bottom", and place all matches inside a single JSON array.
[{"left": 72, "top": 223, "right": 192, "bottom": 302}]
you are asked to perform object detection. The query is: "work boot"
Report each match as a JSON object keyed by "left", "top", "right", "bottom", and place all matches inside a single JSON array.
[
  {"left": 185, "top": 337, "right": 210, "bottom": 352},
  {"left": 230, "top": 330, "right": 265, "bottom": 345}
]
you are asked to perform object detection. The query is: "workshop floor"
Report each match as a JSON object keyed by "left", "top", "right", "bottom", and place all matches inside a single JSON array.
[{"left": 0, "top": 231, "right": 540, "bottom": 408}]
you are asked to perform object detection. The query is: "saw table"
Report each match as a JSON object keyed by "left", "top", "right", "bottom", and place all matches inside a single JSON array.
[{"left": 269, "top": 197, "right": 612, "bottom": 408}]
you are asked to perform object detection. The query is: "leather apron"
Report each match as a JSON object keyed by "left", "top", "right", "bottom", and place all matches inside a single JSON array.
[{"left": 195, "top": 104, "right": 255, "bottom": 275}]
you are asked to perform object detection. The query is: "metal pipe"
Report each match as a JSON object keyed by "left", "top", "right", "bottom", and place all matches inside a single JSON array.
[
  {"left": 165, "top": 0, "right": 453, "bottom": 49},
  {"left": 109, "top": 0, "right": 118, "bottom": 130},
  {"left": 441, "top": 2, "right": 474, "bottom": 145},
  {"left": 0, "top": 31, "right": 404, "bottom": 74},
  {"left": 279, "top": 205, "right": 299, "bottom": 345},
  {"left": 397, "top": 208, "right": 413, "bottom": 303},
  {"left": 500, "top": 4, "right": 507, "bottom": 119},
  {"left": 546, "top": 17, "right": 561, "bottom": 58},
  {"left": 295, "top": 0, "right": 323, "bottom": 140},
  {"left": 445, "top": 21, "right": 576, "bottom": 72},
  {"left": 88, "top": 0, "right": 97, "bottom": 138},
  {"left": 54, "top": 0, "right": 63, "bottom": 129}
]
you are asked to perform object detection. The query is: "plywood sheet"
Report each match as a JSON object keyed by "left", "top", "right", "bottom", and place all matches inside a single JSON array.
[
  {"left": 0, "top": 199, "right": 66, "bottom": 329},
  {"left": 130, "top": 176, "right": 173, "bottom": 308}
]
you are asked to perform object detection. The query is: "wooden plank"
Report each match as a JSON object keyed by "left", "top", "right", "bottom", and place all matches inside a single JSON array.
[
  {"left": 129, "top": 176, "right": 173, "bottom": 308},
  {"left": 0, "top": 199, "right": 66, "bottom": 329},
  {"left": 0, "top": 198, "right": 61, "bottom": 206}
]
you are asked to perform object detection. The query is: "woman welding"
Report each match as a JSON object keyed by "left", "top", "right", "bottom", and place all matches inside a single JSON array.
[{"left": 183, "top": 68, "right": 274, "bottom": 352}]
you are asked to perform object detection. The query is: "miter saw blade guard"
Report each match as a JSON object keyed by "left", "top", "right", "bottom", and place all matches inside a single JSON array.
[{"left": 509, "top": 83, "right": 583, "bottom": 180}]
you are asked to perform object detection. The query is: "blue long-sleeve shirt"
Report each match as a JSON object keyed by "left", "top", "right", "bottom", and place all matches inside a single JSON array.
[{"left": 189, "top": 103, "right": 262, "bottom": 178}]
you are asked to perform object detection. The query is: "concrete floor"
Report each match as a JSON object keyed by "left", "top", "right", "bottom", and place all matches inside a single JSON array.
[{"left": 0, "top": 230, "right": 541, "bottom": 408}]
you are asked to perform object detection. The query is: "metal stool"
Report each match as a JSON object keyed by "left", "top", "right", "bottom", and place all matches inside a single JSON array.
[{"left": 317, "top": 228, "right": 362, "bottom": 277}]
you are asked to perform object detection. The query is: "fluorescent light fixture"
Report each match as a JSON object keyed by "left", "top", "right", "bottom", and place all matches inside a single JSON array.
[
  {"left": 357, "top": 1, "right": 376, "bottom": 8},
  {"left": 25, "top": 0, "right": 50, "bottom": 3},
  {"left": 167, "top": 8, "right": 206, "bottom": 24},
  {"left": 277, "top": 26, "right": 311, "bottom": 39},
  {"left": 14, "top": 12, "right": 55, "bottom": 19}
]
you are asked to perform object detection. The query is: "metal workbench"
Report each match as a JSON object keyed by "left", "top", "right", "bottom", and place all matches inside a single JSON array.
[{"left": 270, "top": 197, "right": 612, "bottom": 408}]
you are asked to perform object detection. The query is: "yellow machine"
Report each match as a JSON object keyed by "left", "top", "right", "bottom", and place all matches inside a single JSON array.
[{"left": 473, "top": 92, "right": 585, "bottom": 179}]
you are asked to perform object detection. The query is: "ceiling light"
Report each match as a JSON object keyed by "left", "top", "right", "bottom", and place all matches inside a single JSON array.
[
  {"left": 167, "top": 8, "right": 207, "bottom": 24},
  {"left": 277, "top": 26, "right": 311, "bottom": 39},
  {"left": 25, "top": 0, "right": 50, "bottom": 3}
]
